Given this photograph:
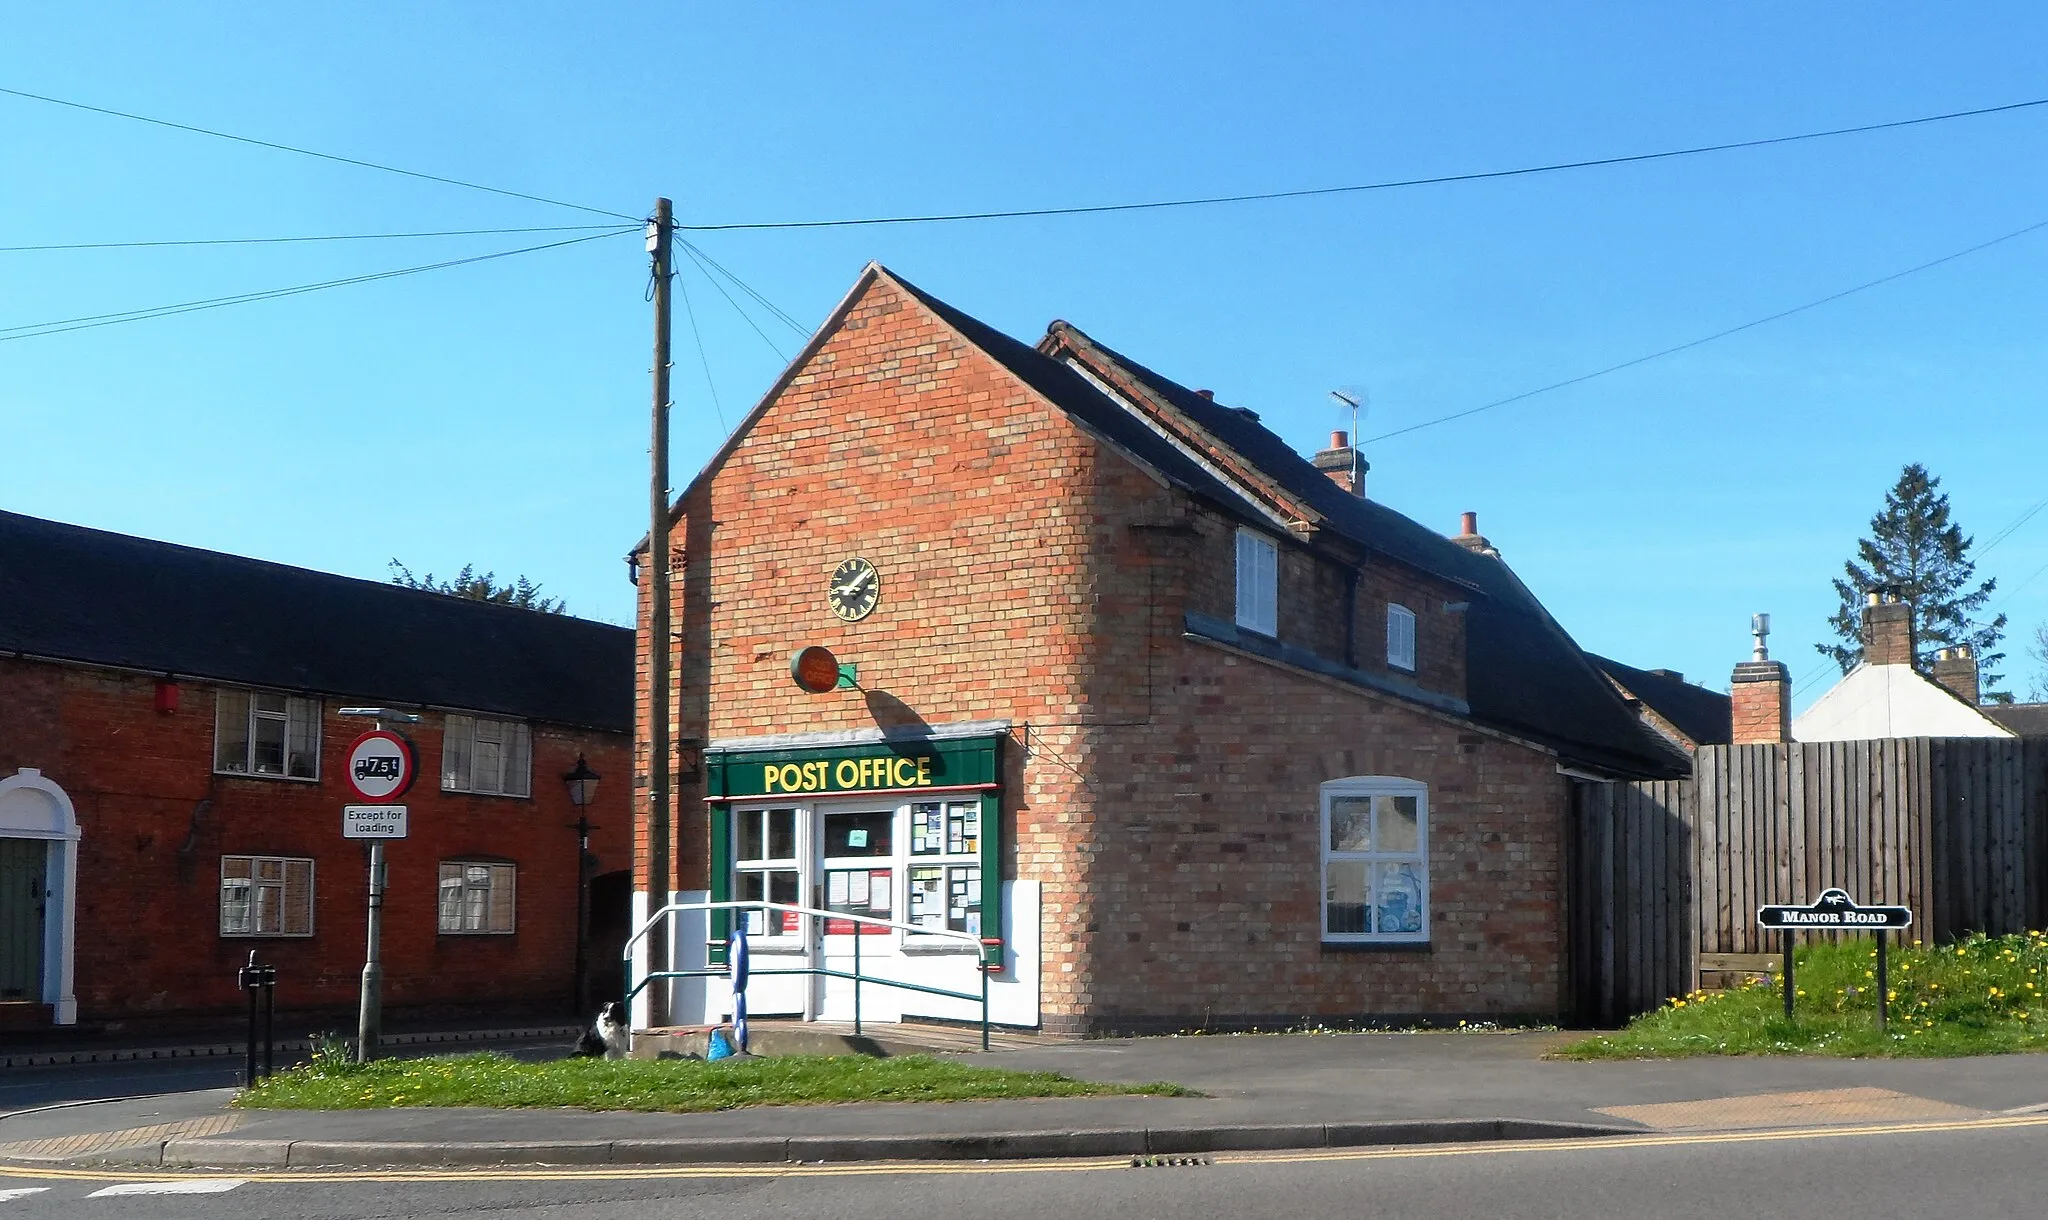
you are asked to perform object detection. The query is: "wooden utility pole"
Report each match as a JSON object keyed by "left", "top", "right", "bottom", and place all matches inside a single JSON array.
[{"left": 645, "top": 197, "right": 674, "bottom": 1028}]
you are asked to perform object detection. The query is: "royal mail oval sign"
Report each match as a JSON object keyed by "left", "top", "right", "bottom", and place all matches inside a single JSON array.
[
  {"left": 345, "top": 730, "right": 417, "bottom": 802},
  {"left": 1757, "top": 888, "right": 1912, "bottom": 930}
]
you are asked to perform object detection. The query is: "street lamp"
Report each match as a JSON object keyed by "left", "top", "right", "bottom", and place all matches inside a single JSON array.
[{"left": 564, "top": 755, "right": 601, "bottom": 1015}]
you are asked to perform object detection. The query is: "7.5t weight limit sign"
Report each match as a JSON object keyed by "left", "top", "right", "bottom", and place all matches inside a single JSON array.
[{"left": 345, "top": 729, "right": 417, "bottom": 803}]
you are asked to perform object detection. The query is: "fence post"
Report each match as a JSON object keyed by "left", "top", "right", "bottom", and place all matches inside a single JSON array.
[
  {"left": 1782, "top": 929, "right": 1795, "bottom": 1021},
  {"left": 852, "top": 924, "right": 862, "bottom": 1038}
]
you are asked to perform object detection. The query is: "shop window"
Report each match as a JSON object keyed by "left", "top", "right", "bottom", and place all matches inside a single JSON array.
[
  {"left": 1320, "top": 777, "right": 1428, "bottom": 943},
  {"left": 736, "top": 807, "right": 802, "bottom": 943},
  {"left": 220, "top": 855, "right": 314, "bottom": 936},
  {"left": 908, "top": 799, "right": 983, "bottom": 939},
  {"left": 438, "top": 861, "right": 516, "bottom": 934},
  {"left": 214, "top": 690, "right": 320, "bottom": 780},
  {"left": 1235, "top": 528, "right": 1278, "bottom": 636},
  {"left": 442, "top": 715, "right": 532, "bottom": 797},
  {"left": 1387, "top": 603, "right": 1417, "bottom": 671}
]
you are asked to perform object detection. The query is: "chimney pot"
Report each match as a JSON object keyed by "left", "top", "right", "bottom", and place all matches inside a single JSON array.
[
  {"left": 1866, "top": 591, "right": 1881, "bottom": 607},
  {"left": 1460, "top": 511, "right": 1478, "bottom": 537},
  {"left": 1331, "top": 430, "right": 1347, "bottom": 449}
]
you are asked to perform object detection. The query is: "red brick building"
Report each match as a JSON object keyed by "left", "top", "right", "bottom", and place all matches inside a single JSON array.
[
  {"left": 0, "top": 512, "right": 631, "bottom": 1032},
  {"left": 632, "top": 266, "right": 1688, "bottom": 1035}
]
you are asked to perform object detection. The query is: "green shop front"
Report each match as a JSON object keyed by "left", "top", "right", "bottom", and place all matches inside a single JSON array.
[{"left": 692, "top": 726, "right": 1039, "bottom": 1028}]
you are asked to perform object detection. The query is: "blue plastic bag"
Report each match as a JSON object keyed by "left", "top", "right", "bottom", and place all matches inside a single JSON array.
[{"left": 706, "top": 1028, "right": 735, "bottom": 1060}]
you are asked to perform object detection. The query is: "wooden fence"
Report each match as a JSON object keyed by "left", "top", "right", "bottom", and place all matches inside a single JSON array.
[{"left": 1569, "top": 739, "right": 2048, "bottom": 1024}]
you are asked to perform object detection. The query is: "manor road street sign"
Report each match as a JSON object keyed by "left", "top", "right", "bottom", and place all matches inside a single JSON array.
[
  {"left": 1757, "top": 887, "right": 1912, "bottom": 930},
  {"left": 342, "top": 804, "right": 409, "bottom": 839}
]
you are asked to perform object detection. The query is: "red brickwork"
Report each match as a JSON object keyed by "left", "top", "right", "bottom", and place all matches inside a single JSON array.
[
  {"left": 1729, "top": 661, "right": 1791, "bottom": 745},
  {"left": 636, "top": 270, "right": 1573, "bottom": 1030},
  {"left": 0, "top": 655, "right": 629, "bottom": 1027}
]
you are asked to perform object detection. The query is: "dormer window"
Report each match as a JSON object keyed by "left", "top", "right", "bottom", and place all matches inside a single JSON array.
[
  {"left": 1235, "top": 528, "right": 1278, "bottom": 637},
  {"left": 1387, "top": 604, "right": 1416, "bottom": 671}
]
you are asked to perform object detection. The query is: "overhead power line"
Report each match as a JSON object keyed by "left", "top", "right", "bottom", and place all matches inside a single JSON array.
[
  {"left": 0, "top": 228, "right": 637, "bottom": 343},
  {"left": 676, "top": 96, "right": 2048, "bottom": 232},
  {"left": 1364, "top": 213, "right": 2048, "bottom": 446},
  {"left": 0, "top": 224, "right": 629, "bottom": 254},
  {"left": 0, "top": 85, "right": 641, "bottom": 223}
]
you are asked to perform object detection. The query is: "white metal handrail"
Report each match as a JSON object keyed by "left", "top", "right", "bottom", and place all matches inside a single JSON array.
[
  {"left": 624, "top": 899, "right": 983, "bottom": 958},
  {"left": 624, "top": 898, "right": 999, "bottom": 1048}
]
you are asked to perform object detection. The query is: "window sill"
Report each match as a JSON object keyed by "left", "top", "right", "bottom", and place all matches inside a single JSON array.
[
  {"left": 901, "top": 938, "right": 980, "bottom": 955},
  {"left": 213, "top": 770, "right": 321, "bottom": 784},
  {"left": 440, "top": 787, "right": 534, "bottom": 800},
  {"left": 438, "top": 930, "right": 517, "bottom": 937},
  {"left": 220, "top": 932, "right": 314, "bottom": 939},
  {"left": 1321, "top": 940, "right": 1432, "bottom": 954}
]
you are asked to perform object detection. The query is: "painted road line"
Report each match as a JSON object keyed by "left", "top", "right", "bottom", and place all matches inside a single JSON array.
[
  {"left": 6, "top": 1112, "right": 2048, "bottom": 1185},
  {"left": 0, "top": 1187, "right": 51, "bottom": 1200},
  {"left": 87, "top": 1179, "right": 245, "bottom": 1197}
]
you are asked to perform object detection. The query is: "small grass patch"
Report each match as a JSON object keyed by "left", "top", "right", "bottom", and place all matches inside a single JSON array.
[
  {"left": 1556, "top": 930, "right": 2048, "bottom": 1059},
  {"left": 236, "top": 1051, "right": 1195, "bottom": 1112}
]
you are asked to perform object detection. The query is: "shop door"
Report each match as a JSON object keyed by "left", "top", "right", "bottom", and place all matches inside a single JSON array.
[
  {"left": 815, "top": 807, "right": 896, "bottom": 1022},
  {"left": 0, "top": 839, "right": 46, "bottom": 1003}
]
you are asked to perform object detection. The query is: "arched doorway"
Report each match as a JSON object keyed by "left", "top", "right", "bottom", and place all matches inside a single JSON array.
[{"left": 0, "top": 769, "right": 80, "bottom": 1025}]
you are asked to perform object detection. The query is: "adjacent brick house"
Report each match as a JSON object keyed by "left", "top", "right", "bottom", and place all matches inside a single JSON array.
[
  {"left": 632, "top": 265, "right": 1688, "bottom": 1035},
  {"left": 0, "top": 512, "right": 631, "bottom": 1031}
]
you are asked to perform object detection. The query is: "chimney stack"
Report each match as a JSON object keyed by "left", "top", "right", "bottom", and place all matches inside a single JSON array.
[
  {"left": 1450, "top": 511, "right": 1500, "bottom": 559},
  {"left": 1933, "top": 645, "right": 1980, "bottom": 704},
  {"left": 1862, "top": 589, "right": 1915, "bottom": 667},
  {"left": 1310, "top": 430, "right": 1367, "bottom": 498},
  {"left": 1731, "top": 611, "right": 1790, "bottom": 744}
]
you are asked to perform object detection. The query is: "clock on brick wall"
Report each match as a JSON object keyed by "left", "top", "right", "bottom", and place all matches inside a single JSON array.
[{"left": 828, "top": 556, "right": 879, "bottom": 622}]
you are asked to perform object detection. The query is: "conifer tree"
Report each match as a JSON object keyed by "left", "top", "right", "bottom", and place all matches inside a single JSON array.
[
  {"left": 388, "top": 559, "right": 566, "bottom": 614},
  {"left": 1819, "top": 464, "right": 2005, "bottom": 700}
]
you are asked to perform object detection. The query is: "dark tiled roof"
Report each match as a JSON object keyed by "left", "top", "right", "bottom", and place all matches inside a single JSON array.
[
  {"left": 887, "top": 270, "right": 1687, "bottom": 780},
  {"left": 1592, "top": 655, "right": 1733, "bottom": 747},
  {"left": 1984, "top": 703, "right": 2048, "bottom": 737},
  {"left": 0, "top": 510, "right": 633, "bottom": 732}
]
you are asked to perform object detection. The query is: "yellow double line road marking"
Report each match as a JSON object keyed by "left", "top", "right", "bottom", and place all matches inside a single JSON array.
[{"left": 4, "top": 1113, "right": 2045, "bottom": 1185}]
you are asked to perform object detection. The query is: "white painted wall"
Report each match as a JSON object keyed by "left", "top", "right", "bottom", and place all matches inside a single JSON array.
[{"left": 1793, "top": 664, "right": 2014, "bottom": 742}]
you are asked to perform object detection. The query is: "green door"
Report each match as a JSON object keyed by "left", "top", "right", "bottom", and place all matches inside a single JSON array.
[{"left": 0, "top": 839, "right": 46, "bottom": 1002}]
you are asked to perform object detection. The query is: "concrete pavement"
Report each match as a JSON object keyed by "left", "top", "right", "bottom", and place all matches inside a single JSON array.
[{"left": 5, "top": 1029, "right": 2048, "bottom": 1169}]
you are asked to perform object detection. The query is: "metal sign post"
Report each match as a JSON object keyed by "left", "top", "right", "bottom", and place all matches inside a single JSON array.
[
  {"left": 1757, "top": 888, "right": 1912, "bottom": 1029},
  {"left": 339, "top": 710, "right": 418, "bottom": 1064}
]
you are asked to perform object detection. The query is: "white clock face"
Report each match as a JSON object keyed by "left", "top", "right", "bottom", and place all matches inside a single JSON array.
[{"left": 828, "top": 556, "right": 879, "bottom": 621}]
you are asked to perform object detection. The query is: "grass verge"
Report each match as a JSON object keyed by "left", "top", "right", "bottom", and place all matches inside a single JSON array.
[
  {"left": 1556, "top": 930, "right": 2048, "bottom": 1059},
  {"left": 236, "top": 1051, "right": 1196, "bottom": 1112}
]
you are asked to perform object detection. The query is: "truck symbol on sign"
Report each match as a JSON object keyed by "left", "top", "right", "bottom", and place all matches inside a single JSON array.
[{"left": 354, "top": 755, "right": 404, "bottom": 780}]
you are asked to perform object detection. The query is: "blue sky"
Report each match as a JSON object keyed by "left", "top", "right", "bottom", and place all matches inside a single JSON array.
[{"left": 6, "top": 3, "right": 2048, "bottom": 708}]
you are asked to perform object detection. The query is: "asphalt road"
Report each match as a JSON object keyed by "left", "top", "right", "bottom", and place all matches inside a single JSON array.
[
  {"left": 2, "top": 1117, "right": 2044, "bottom": 1220},
  {"left": 0, "top": 1038, "right": 573, "bottom": 1112}
]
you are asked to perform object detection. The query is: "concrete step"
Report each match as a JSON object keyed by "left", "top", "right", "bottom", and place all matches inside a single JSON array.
[{"left": 632, "top": 1020, "right": 1065, "bottom": 1059}]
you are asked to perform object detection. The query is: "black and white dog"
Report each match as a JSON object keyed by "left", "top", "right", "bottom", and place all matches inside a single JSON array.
[{"left": 573, "top": 1001, "right": 629, "bottom": 1059}]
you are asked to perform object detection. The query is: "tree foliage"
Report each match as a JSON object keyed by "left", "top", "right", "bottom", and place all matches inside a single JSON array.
[
  {"left": 388, "top": 559, "right": 566, "bottom": 614},
  {"left": 1819, "top": 464, "right": 2005, "bottom": 698}
]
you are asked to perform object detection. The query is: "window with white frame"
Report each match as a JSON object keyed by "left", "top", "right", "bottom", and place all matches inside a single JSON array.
[
  {"left": 1320, "top": 777, "right": 1428, "bottom": 943},
  {"left": 1387, "top": 603, "right": 1417, "bottom": 671},
  {"left": 220, "top": 855, "right": 314, "bottom": 936},
  {"left": 442, "top": 715, "right": 532, "bottom": 797},
  {"left": 214, "top": 690, "right": 321, "bottom": 780},
  {"left": 1235, "top": 528, "right": 1278, "bottom": 636},
  {"left": 735, "top": 806, "right": 802, "bottom": 944},
  {"left": 438, "top": 861, "right": 516, "bottom": 934}
]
